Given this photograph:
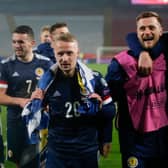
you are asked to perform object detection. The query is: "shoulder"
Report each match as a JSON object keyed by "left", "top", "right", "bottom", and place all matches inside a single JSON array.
[
  {"left": 34, "top": 53, "right": 51, "bottom": 61},
  {"left": 37, "top": 42, "right": 51, "bottom": 50},
  {"left": 35, "top": 43, "right": 55, "bottom": 62},
  {"left": 1, "top": 55, "right": 16, "bottom": 64},
  {"left": 114, "top": 50, "right": 130, "bottom": 60},
  {"left": 36, "top": 43, "right": 53, "bottom": 54},
  {"left": 112, "top": 50, "right": 136, "bottom": 67},
  {"left": 92, "top": 70, "right": 108, "bottom": 86}
]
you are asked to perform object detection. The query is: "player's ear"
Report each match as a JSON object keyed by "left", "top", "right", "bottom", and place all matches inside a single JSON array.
[
  {"left": 76, "top": 43, "right": 80, "bottom": 54},
  {"left": 31, "top": 40, "right": 36, "bottom": 47},
  {"left": 77, "top": 48, "right": 80, "bottom": 55},
  {"left": 159, "top": 25, "right": 163, "bottom": 36}
]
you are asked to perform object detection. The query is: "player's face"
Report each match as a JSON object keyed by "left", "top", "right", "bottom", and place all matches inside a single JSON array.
[
  {"left": 54, "top": 40, "right": 79, "bottom": 77},
  {"left": 12, "top": 33, "right": 35, "bottom": 59},
  {"left": 137, "top": 17, "right": 163, "bottom": 49},
  {"left": 40, "top": 30, "right": 51, "bottom": 43}
]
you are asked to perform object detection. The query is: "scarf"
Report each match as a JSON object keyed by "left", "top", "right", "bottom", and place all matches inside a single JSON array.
[{"left": 22, "top": 60, "right": 95, "bottom": 144}]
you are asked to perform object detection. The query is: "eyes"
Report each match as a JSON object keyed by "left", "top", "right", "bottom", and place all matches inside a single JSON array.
[
  {"left": 138, "top": 25, "right": 156, "bottom": 32},
  {"left": 57, "top": 51, "right": 74, "bottom": 57},
  {"left": 12, "top": 40, "right": 25, "bottom": 44}
]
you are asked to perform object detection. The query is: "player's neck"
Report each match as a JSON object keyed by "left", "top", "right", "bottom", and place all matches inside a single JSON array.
[{"left": 17, "top": 52, "right": 34, "bottom": 62}]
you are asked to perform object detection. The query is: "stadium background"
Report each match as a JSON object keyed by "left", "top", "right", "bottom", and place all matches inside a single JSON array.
[
  {"left": 0, "top": 0, "right": 168, "bottom": 167},
  {"left": 0, "top": 0, "right": 167, "bottom": 57}
]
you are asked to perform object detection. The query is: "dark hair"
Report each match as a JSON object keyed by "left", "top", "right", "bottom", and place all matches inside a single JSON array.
[
  {"left": 136, "top": 11, "right": 162, "bottom": 25},
  {"left": 50, "top": 22, "right": 68, "bottom": 34},
  {"left": 13, "top": 25, "right": 35, "bottom": 40}
]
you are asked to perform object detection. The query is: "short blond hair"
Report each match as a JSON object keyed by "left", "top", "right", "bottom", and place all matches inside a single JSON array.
[{"left": 40, "top": 25, "right": 51, "bottom": 33}]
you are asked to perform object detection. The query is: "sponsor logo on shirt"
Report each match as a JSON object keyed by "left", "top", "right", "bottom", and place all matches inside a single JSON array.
[
  {"left": 12, "top": 72, "right": 19, "bottom": 77},
  {"left": 53, "top": 90, "right": 61, "bottom": 97}
]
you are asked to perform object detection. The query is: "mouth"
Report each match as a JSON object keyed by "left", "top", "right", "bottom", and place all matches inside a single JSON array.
[
  {"left": 143, "top": 36, "right": 154, "bottom": 42},
  {"left": 142, "top": 36, "right": 155, "bottom": 49},
  {"left": 15, "top": 49, "right": 23, "bottom": 53},
  {"left": 61, "top": 64, "right": 70, "bottom": 68}
]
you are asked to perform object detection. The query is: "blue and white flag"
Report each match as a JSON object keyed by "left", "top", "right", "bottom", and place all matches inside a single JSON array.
[{"left": 22, "top": 61, "right": 96, "bottom": 143}]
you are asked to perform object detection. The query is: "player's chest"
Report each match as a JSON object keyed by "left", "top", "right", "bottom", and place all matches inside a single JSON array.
[
  {"left": 47, "top": 76, "right": 83, "bottom": 104},
  {"left": 7, "top": 63, "right": 46, "bottom": 81}
]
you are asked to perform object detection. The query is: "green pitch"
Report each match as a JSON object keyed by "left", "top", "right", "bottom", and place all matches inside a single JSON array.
[{"left": 0, "top": 63, "right": 122, "bottom": 168}]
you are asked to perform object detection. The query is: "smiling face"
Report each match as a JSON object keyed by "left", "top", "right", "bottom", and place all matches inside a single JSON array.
[
  {"left": 137, "top": 16, "right": 163, "bottom": 49},
  {"left": 12, "top": 33, "right": 35, "bottom": 61},
  {"left": 40, "top": 30, "right": 51, "bottom": 43}
]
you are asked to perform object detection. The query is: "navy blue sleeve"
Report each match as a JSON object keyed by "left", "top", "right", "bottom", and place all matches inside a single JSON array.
[
  {"left": 126, "top": 32, "right": 143, "bottom": 58},
  {"left": 35, "top": 42, "right": 56, "bottom": 63},
  {"left": 100, "top": 58, "right": 127, "bottom": 144},
  {"left": 126, "top": 32, "right": 165, "bottom": 59},
  {"left": 94, "top": 71, "right": 116, "bottom": 118},
  {"left": 161, "top": 32, "right": 168, "bottom": 57},
  {"left": 93, "top": 71, "right": 116, "bottom": 144},
  {"left": 105, "top": 59, "right": 126, "bottom": 102},
  {"left": 161, "top": 31, "right": 168, "bottom": 44},
  {"left": 98, "top": 117, "right": 113, "bottom": 146}
]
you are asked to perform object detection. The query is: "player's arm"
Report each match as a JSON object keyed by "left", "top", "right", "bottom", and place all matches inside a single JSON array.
[
  {"left": 104, "top": 58, "right": 129, "bottom": 157},
  {"left": 126, "top": 31, "right": 168, "bottom": 53},
  {"left": 0, "top": 62, "right": 30, "bottom": 108},
  {"left": 0, "top": 87, "right": 30, "bottom": 108},
  {"left": 161, "top": 31, "right": 168, "bottom": 57},
  {"left": 138, "top": 51, "right": 153, "bottom": 76},
  {"left": 126, "top": 32, "right": 168, "bottom": 76},
  {"left": 31, "top": 88, "right": 45, "bottom": 100},
  {"left": 94, "top": 71, "right": 116, "bottom": 157},
  {"left": 94, "top": 71, "right": 116, "bottom": 118},
  {"left": 98, "top": 119, "right": 113, "bottom": 158},
  {"left": 126, "top": 32, "right": 152, "bottom": 76},
  {"left": 105, "top": 59, "right": 126, "bottom": 102}
]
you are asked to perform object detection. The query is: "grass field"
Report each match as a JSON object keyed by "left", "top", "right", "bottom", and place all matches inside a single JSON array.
[
  {"left": 0, "top": 63, "right": 122, "bottom": 168},
  {"left": 88, "top": 63, "right": 122, "bottom": 168}
]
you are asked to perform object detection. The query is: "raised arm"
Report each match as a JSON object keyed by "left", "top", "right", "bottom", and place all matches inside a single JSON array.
[{"left": 126, "top": 32, "right": 153, "bottom": 76}]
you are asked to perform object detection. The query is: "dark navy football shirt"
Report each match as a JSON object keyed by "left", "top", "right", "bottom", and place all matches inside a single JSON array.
[
  {"left": 0, "top": 54, "right": 53, "bottom": 122},
  {"left": 43, "top": 69, "right": 115, "bottom": 157}
]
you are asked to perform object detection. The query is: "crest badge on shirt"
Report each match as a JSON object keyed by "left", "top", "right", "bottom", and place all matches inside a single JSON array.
[
  {"left": 127, "top": 156, "right": 138, "bottom": 168},
  {"left": 35, "top": 67, "right": 44, "bottom": 78}
]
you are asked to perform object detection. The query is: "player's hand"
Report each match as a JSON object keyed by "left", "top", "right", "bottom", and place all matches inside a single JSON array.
[
  {"left": 89, "top": 93, "right": 102, "bottom": 108},
  {"left": 18, "top": 98, "right": 30, "bottom": 108},
  {"left": 31, "top": 88, "right": 44, "bottom": 100},
  {"left": 138, "top": 51, "right": 153, "bottom": 76},
  {"left": 101, "top": 143, "right": 111, "bottom": 158}
]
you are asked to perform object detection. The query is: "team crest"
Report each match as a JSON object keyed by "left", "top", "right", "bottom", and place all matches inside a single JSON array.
[
  {"left": 127, "top": 156, "right": 138, "bottom": 168},
  {"left": 35, "top": 67, "right": 44, "bottom": 77}
]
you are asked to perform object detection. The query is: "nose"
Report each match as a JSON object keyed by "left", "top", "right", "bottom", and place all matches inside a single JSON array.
[
  {"left": 144, "top": 27, "right": 151, "bottom": 34},
  {"left": 62, "top": 53, "right": 69, "bottom": 61},
  {"left": 13, "top": 41, "right": 21, "bottom": 47}
]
